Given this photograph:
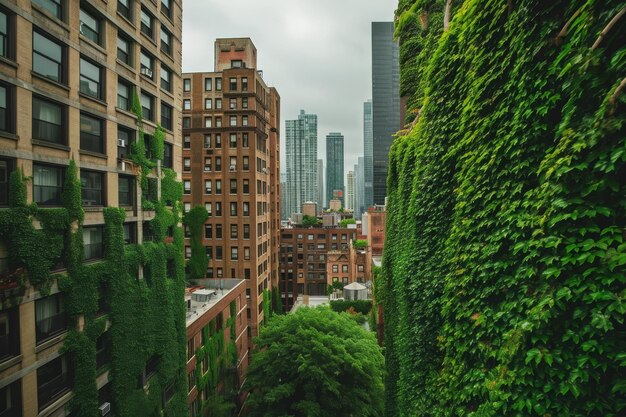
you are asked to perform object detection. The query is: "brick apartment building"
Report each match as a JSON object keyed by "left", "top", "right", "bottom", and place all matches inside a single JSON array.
[
  {"left": 182, "top": 38, "right": 280, "bottom": 345},
  {"left": 0, "top": 0, "right": 184, "bottom": 416}
]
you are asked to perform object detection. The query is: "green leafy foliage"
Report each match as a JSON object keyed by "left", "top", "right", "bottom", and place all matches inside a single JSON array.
[
  {"left": 244, "top": 307, "right": 384, "bottom": 416},
  {"left": 301, "top": 214, "right": 320, "bottom": 227},
  {"left": 353, "top": 239, "right": 368, "bottom": 249},
  {"left": 339, "top": 218, "right": 356, "bottom": 228},
  {"left": 330, "top": 299, "right": 373, "bottom": 315},
  {"left": 185, "top": 205, "right": 209, "bottom": 279},
  {"left": 385, "top": 1, "right": 626, "bottom": 416}
]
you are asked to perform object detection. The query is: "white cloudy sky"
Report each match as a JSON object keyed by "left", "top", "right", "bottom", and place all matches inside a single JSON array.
[{"left": 182, "top": 0, "right": 396, "bottom": 177}]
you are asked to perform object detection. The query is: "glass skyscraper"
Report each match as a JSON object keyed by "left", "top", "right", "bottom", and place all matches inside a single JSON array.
[{"left": 285, "top": 110, "right": 318, "bottom": 218}]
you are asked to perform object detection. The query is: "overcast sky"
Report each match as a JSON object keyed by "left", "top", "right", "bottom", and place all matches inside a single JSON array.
[{"left": 182, "top": 0, "right": 396, "bottom": 178}]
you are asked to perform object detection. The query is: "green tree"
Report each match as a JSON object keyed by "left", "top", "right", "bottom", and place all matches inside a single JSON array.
[
  {"left": 352, "top": 239, "right": 367, "bottom": 249},
  {"left": 301, "top": 214, "right": 319, "bottom": 227},
  {"left": 339, "top": 218, "right": 355, "bottom": 228},
  {"left": 244, "top": 307, "right": 384, "bottom": 417}
]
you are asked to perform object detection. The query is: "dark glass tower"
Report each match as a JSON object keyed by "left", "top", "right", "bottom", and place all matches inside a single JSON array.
[{"left": 326, "top": 132, "right": 344, "bottom": 206}]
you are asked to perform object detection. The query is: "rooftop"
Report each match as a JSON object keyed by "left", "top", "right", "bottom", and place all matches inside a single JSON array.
[{"left": 185, "top": 278, "right": 245, "bottom": 327}]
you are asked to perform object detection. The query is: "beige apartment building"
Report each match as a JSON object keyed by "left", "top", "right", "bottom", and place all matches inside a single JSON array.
[
  {"left": 0, "top": 0, "right": 184, "bottom": 416},
  {"left": 182, "top": 38, "right": 280, "bottom": 346}
]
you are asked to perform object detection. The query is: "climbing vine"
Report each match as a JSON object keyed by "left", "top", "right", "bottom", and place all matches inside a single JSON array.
[
  {"left": 185, "top": 206, "right": 209, "bottom": 280},
  {"left": 384, "top": 1, "right": 626, "bottom": 416}
]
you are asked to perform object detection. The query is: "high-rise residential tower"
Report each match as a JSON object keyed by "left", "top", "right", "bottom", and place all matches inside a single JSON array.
[
  {"left": 346, "top": 170, "right": 355, "bottom": 212},
  {"left": 181, "top": 38, "right": 281, "bottom": 349},
  {"left": 285, "top": 110, "right": 318, "bottom": 218},
  {"left": 0, "top": 1, "right": 185, "bottom": 415},
  {"left": 355, "top": 157, "right": 365, "bottom": 219},
  {"left": 317, "top": 159, "right": 325, "bottom": 210},
  {"left": 371, "top": 22, "right": 400, "bottom": 205},
  {"left": 363, "top": 99, "right": 374, "bottom": 209},
  {"left": 326, "top": 132, "right": 344, "bottom": 206}
]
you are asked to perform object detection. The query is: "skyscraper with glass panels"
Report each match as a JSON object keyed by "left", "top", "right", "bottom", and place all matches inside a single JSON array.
[
  {"left": 326, "top": 132, "right": 344, "bottom": 206},
  {"left": 285, "top": 110, "right": 318, "bottom": 218}
]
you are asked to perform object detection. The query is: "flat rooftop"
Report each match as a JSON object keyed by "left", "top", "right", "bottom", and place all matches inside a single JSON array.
[{"left": 185, "top": 279, "right": 245, "bottom": 327}]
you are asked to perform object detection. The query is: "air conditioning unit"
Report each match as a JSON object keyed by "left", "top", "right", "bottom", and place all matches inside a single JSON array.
[
  {"left": 117, "top": 138, "right": 126, "bottom": 147},
  {"left": 204, "top": 167, "right": 211, "bottom": 172},
  {"left": 262, "top": 168, "right": 268, "bottom": 173},
  {"left": 229, "top": 165, "right": 236, "bottom": 171},
  {"left": 99, "top": 402, "right": 111, "bottom": 416},
  {"left": 140, "top": 67, "right": 153, "bottom": 78}
]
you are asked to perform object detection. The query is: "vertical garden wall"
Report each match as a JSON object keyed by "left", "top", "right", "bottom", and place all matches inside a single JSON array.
[{"left": 384, "top": 1, "right": 626, "bottom": 416}]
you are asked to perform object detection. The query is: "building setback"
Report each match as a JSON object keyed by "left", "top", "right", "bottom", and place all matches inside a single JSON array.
[
  {"left": 325, "top": 132, "right": 344, "bottom": 206},
  {"left": 284, "top": 110, "right": 317, "bottom": 218},
  {"left": 0, "top": 0, "right": 186, "bottom": 416},
  {"left": 181, "top": 38, "right": 280, "bottom": 352},
  {"left": 371, "top": 22, "right": 400, "bottom": 205}
]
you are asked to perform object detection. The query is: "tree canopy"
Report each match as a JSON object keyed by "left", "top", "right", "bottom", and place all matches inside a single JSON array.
[
  {"left": 301, "top": 214, "right": 319, "bottom": 227},
  {"left": 244, "top": 307, "right": 384, "bottom": 417}
]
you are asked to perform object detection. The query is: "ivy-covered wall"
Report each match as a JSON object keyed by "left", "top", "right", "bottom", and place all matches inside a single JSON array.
[
  {"left": 0, "top": 95, "right": 187, "bottom": 416},
  {"left": 385, "top": 1, "right": 626, "bottom": 416}
]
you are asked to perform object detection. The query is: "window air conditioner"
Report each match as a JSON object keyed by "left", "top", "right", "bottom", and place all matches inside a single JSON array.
[
  {"left": 99, "top": 402, "right": 111, "bottom": 416},
  {"left": 262, "top": 168, "right": 268, "bottom": 173},
  {"left": 118, "top": 138, "right": 126, "bottom": 147},
  {"left": 229, "top": 165, "right": 236, "bottom": 171},
  {"left": 140, "top": 67, "right": 153, "bottom": 78}
]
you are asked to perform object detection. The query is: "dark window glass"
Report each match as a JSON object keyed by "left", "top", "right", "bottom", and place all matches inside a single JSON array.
[
  {"left": 163, "top": 143, "right": 173, "bottom": 168},
  {"left": 83, "top": 226, "right": 103, "bottom": 259},
  {"left": 117, "top": 0, "right": 132, "bottom": 20},
  {"left": 0, "top": 83, "right": 13, "bottom": 133},
  {"left": 0, "top": 306, "right": 20, "bottom": 361},
  {"left": 32, "top": 97, "right": 64, "bottom": 144},
  {"left": 204, "top": 78, "right": 211, "bottom": 91},
  {"left": 117, "top": 33, "right": 132, "bottom": 65},
  {"left": 160, "top": 65, "right": 171, "bottom": 91},
  {"left": 37, "top": 355, "right": 71, "bottom": 410},
  {"left": 117, "top": 79, "right": 132, "bottom": 110},
  {"left": 161, "top": 103, "right": 172, "bottom": 130},
  {"left": 117, "top": 126, "right": 134, "bottom": 159},
  {"left": 33, "top": 164, "right": 63, "bottom": 205},
  {"left": 140, "top": 9, "right": 153, "bottom": 38},
  {"left": 33, "top": 31, "right": 64, "bottom": 83},
  {"left": 140, "top": 92, "right": 153, "bottom": 121},
  {"left": 0, "top": 379, "right": 22, "bottom": 416},
  {"left": 0, "top": 158, "right": 14, "bottom": 206},
  {"left": 215, "top": 78, "right": 222, "bottom": 91},
  {"left": 160, "top": 28, "right": 172, "bottom": 55},
  {"left": 161, "top": 0, "right": 171, "bottom": 17},
  {"left": 80, "top": 114, "right": 104, "bottom": 154},
  {"left": 0, "top": 10, "right": 10, "bottom": 59},
  {"left": 123, "top": 223, "right": 136, "bottom": 244},
  {"left": 96, "top": 331, "right": 111, "bottom": 369},
  {"left": 35, "top": 293, "right": 66, "bottom": 343},
  {"left": 79, "top": 57, "right": 102, "bottom": 99},
  {"left": 80, "top": 170, "right": 105, "bottom": 206},
  {"left": 33, "top": 0, "right": 63, "bottom": 19},
  {"left": 229, "top": 77, "right": 237, "bottom": 91},
  {"left": 242, "top": 77, "right": 248, "bottom": 91},
  {"left": 140, "top": 50, "right": 153, "bottom": 78},
  {"left": 79, "top": 8, "right": 100, "bottom": 44},
  {"left": 183, "top": 79, "right": 190, "bottom": 92},
  {"left": 118, "top": 175, "right": 134, "bottom": 206}
]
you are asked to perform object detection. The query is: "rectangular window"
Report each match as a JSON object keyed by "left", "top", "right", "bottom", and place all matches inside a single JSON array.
[
  {"left": 33, "top": 164, "right": 63, "bottom": 206},
  {"left": 204, "top": 134, "right": 211, "bottom": 148},
  {"left": 183, "top": 117, "right": 190, "bottom": 128},
  {"left": 215, "top": 202, "right": 222, "bottom": 216},
  {"left": 230, "top": 179, "right": 237, "bottom": 194},
  {"left": 0, "top": 158, "right": 14, "bottom": 206},
  {"left": 183, "top": 157, "right": 191, "bottom": 172},
  {"left": 161, "top": 0, "right": 172, "bottom": 17},
  {"left": 117, "top": 0, "right": 132, "bottom": 21},
  {"left": 163, "top": 143, "right": 173, "bottom": 169},
  {"left": 229, "top": 116, "right": 237, "bottom": 127},
  {"left": 117, "top": 32, "right": 132, "bottom": 65},
  {"left": 204, "top": 117, "right": 212, "bottom": 128},
  {"left": 140, "top": 8, "right": 153, "bottom": 38},
  {"left": 215, "top": 180, "right": 222, "bottom": 194},
  {"left": 215, "top": 98, "right": 222, "bottom": 109},
  {"left": 118, "top": 175, "right": 134, "bottom": 206},
  {"left": 183, "top": 78, "right": 191, "bottom": 92},
  {"left": 242, "top": 156, "right": 249, "bottom": 170},
  {"left": 242, "top": 115, "right": 248, "bottom": 126},
  {"left": 242, "top": 133, "right": 249, "bottom": 147},
  {"left": 80, "top": 57, "right": 103, "bottom": 99},
  {"left": 243, "top": 224, "right": 250, "bottom": 239},
  {"left": 80, "top": 113, "right": 104, "bottom": 154},
  {"left": 160, "top": 27, "right": 172, "bottom": 55},
  {"left": 183, "top": 135, "right": 190, "bottom": 149},
  {"left": 161, "top": 103, "right": 173, "bottom": 130},
  {"left": 33, "top": 0, "right": 63, "bottom": 20},
  {"left": 140, "top": 92, "right": 153, "bottom": 121},
  {"left": 81, "top": 170, "right": 105, "bottom": 206},
  {"left": 35, "top": 293, "right": 66, "bottom": 344},
  {"left": 205, "top": 202, "right": 212, "bottom": 216},
  {"left": 204, "top": 98, "right": 212, "bottom": 109},
  {"left": 231, "top": 247, "right": 238, "bottom": 260},
  {"left": 83, "top": 226, "right": 103, "bottom": 260},
  {"left": 79, "top": 7, "right": 101, "bottom": 44},
  {"left": 0, "top": 83, "right": 13, "bottom": 133},
  {"left": 33, "top": 31, "right": 65, "bottom": 83},
  {"left": 0, "top": 380, "right": 21, "bottom": 416},
  {"left": 229, "top": 98, "right": 237, "bottom": 109},
  {"left": 242, "top": 97, "right": 248, "bottom": 109},
  {"left": 184, "top": 180, "right": 190, "bottom": 194},
  {"left": 215, "top": 78, "right": 222, "bottom": 91},
  {"left": 140, "top": 50, "right": 154, "bottom": 79},
  {"left": 160, "top": 64, "right": 172, "bottom": 92},
  {"left": 204, "top": 157, "right": 211, "bottom": 171},
  {"left": 216, "top": 248, "right": 223, "bottom": 261},
  {"left": 0, "top": 306, "right": 20, "bottom": 361},
  {"left": 117, "top": 126, "right": 134, "bottom": 159},
  {"left": 229, "top": 134, "right": 237, "bottom": 147},
  {"left": 0, "top": 9, "right": 13, "bottom": 60},
  {"left": 243, "top": 179, "right": 249, "bottom": 194},
  {"left": 205, "top": 224, "right": 212, "bottom": 239},
  {"left": 183, "top": 99, "right": 191, "bottom": 110},
  {"left": 215, "top": 157, "right": 221, "bottom": 171},
  {"left": 215, "top": 134, "right": 221, "bottom": 148},
  {"left": 117, "top": 78, "right": 132, "bottom": 110},
  {"left": 215, "top": 117, "right": 222, "bottom": 128},
  {"left": 243, "top": 202, "right": 249, "bottom": 216},
  {"left": 230, "top": 224, "right": 238, "bottom": 239},
  {"left": 204, "top": 180, "right": 211, "bottom": 194},
  {"left": 216, "top": 225, "right": 222, "bottom": 239},
  {"left": 244, "top": 247, "right": 250, "bottom": 260},
  {"left": 230, "top": 202, "right": 237, "bottom": 216},
  {"left": 242, "top": 77, "right": 248, "bottom": 91},
  {"left": 229, "top": 77, "right": 237, "bottom": 91},
  {"left": 204, "top": 78, "right": 212, "bottom": 91},
  {"left": 38, "top": 355, "right": 71, "bottom": 411}
]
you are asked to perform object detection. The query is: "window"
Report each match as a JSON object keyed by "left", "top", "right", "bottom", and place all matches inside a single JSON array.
[
  {"left": 160, "top": 27, "right": 172, "bottom": 55},
  {"left": 231, "top": 247, "right": 238, "bottom": 260},
  {"left": 183, "top": 157, "right": 191, "bottom": 172},
  {"left": 183, "top": 78, "right": 191, "bottom": 92},
  {"left": 79, "top": 7, "right": 101, "bottom": 44},
  {"left": 81, "top": 170, "right": 105, "bottom": 206},
  {"left": 117, "top": 126, "right": 134, "bottom": 159},
  {"left": 37, "top": 355, "right": 71, "bottom": 410},
  {"left": 161, "top": 103, "right": 173, "bottom": 130},
  {"left": 33, "top": 164, "right": 63, "bottom": 205},
  {"left": 204, "top": 98, "right": 212, "bottom": 109},
  {"left": 140, "top": 49, "right": 154, "bottom": 79},
  {"left": 243, "top": 224, "right": 250, "bottom": 239},
  {"left": 183, "top": 117, "right": 190, "bottom": 128},
  {"left": 33, "top": 31, "right": 65, "bottom": 83},
  {"left": 244, "top": 247, "right": 250, "bottom": 260},
  {"left": 216, "top": 247, "right": 223, "bottom": 260},
  {"left": 140, "top": 8, "right": 153, "bottom": 38},
  {"left": 230, "top": 224, "right": 238, "bottom": 239},
  {"left": 242, "top": 77, "right": 248, "bottom": 91},
  {"left": 80, "top": 57, "right": 103, "bottom": 100},
  {"left": 243, "top": 202, "right": 249, "bottom": 216},
  {"left": 183, "top": 180, "right": 190, "bottom": 194},
  {"left": 229, "top": 77, "right": 237, "bottom": 91},
  {"left": 117, "top": 0, "right": 132, "bottom": 21},
  {"left": 229, "top": 116, "right": 237, "bottom": 127},
  {"left": 215, "top": 98, "right": 222, "bottom": 109},
  {"left": 215, "top": 117, "right": 222, "bottom": 127},
  {"left": 0, "top": 158, "right": 13, "bottom": 206},
  {"left": 0, "top": 83, "right": 14, "bottom": 133},
  {"left": 0, "top": 9, "right": 13, "bottom": 60},
  {"left": 205, "top": 224, "right": 212, "bottom": 239},
  {"left": 0, "top": 380, "right": 21, "bottom": 416},
  {"left": 163, "top": 143, "right": 173, "bottom": 169},
  {"left": 230, "top": 202, "right": 237, "bottom": 216},
  {"left": 183, "top": 135, "right": 190, "bottom": 148},
  {"left": 204, "top": 157, "right": 212, "bottom": 171},
  {"left": 229, "top": 134, "right": 237, "bottom": 147},
  {"left": 183, "top": 202, "right": 190, "bottom": 213},
  {"left": 117, "top": 78, "right": 132, "bottom": 110},
  {"left": 161, "top": 65, "right": 172, "bottom": 91},
  {"left": 83, "top": 226, "right": 103, "bottom": 260},
  {"left": 204, "top": 117, "right": 212, "bottom": 128},
  {"left": 140, "top": 92, "right": 154, "bottom": 121},
  {"left": 229, "top": 98, "right": 237, "bottom": 109},
  {"left": 215, "top": 202, "right": 222, "bottom": 216},
  {"left": 215, "top": 180, "right": 222, "bottom": 194},
  {"left": 242, "top": 115, "right": 249, "bottom": 126},
  {"left": 118, "top": 175, "right": 134, "bottom": 206},
  {"left": 215, "top": 157, "right": 221, "bottom": 171},
  {"left": 204, "top": 134, "right": 211, "bottom": 148},
  {"left": 204, "top": 180, "right": 211, "bottom": 194},
  {"left": 80, "top": 113, "right": 104, "bottom": 154},
  {"left": 215, "top": 134, "right": 221, "bottom": 148},
  {"left": 215, "top": 77, "right": 222, "bottom": 91},
  {"left": 216, "top": 225, "right": 222, "bottom": 239},
  {"left": 161, "top": 0, "right": 172, "bottom": 17},
  {"left": 33, "top": 0, "right": 63, "bottom": 20},
  {"left": 35, "top": 293, "right": 66, "bottom": 343},
  {"left": 242, "top": 97, "right": 248, "bottom": 109},
  {"left": 205, "top": 202, "right": 212, "bottom": 216},
  {"left": 242, "top": 133, "right": 249, "bottom": 147},
  {"left": 204, "top": 78, "right": 212, "bottom": 91},
  {"left": 117, "top": 32, "right": 132, "bottom": 65},
  {"left": 230, "top": 179, "right": 237, "bottom": 194},
  {"left": 243, "top": 156, "right": 249, "bottom": 170},
  {"left": 0, "top": 306, "right": 20, "bottom": 361},
  {"left": 183, "top": 99, "right": 191, "bottom": 110},
  {"left": 231, "top": 60, "right": 243, "bottom": 68},
  {"left": 243, "top": 179, "right": 249, "bottom": 194}
]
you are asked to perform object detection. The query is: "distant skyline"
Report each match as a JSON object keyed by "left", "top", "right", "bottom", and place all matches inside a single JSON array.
[{"left": 182, "top": 0, "right": 396, "bottom": 177}]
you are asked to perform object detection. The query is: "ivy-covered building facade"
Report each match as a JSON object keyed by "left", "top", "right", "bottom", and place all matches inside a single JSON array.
[{"left": 0, "top": 1, "right": 187, "bottom": 416}]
